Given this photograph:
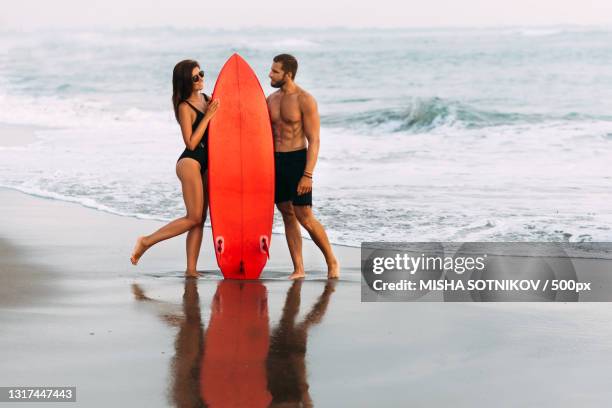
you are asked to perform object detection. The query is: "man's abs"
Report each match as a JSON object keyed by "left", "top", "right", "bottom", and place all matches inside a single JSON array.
[
  {"left": 269, "top": 91, "right": 307, "bottom": 152},
  {"left": 273, "top": 123, "right": 306, "bottom": 152}
]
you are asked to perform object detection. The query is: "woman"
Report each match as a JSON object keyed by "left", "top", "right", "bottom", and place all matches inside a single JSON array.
[{"left": 131, "top": 59, "right": 220, "bottom": 278}]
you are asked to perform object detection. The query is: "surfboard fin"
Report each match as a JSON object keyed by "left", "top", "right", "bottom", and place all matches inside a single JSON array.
[
  {"left": 215, "top": 236, "right": 225, "bottom": 255},
  {"left": 260, "top": 235, "right": 270, "bottom": 259}
]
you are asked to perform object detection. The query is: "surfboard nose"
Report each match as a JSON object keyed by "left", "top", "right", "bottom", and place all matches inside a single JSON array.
[{"left": 230, "top": 52, "right": 244, "bottom": 62}]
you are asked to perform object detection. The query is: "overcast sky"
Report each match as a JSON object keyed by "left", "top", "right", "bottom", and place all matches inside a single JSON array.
[{"left": 2, "top": 0, "right": 612, "bottom": 30}]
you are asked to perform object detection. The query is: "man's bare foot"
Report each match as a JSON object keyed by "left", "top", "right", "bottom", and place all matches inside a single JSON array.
[
  {"left": 289, "top": 270, "right": 306, "bottom": 280},
  {"left": 185, "top": 270, "right": 199, "bottom": 279},
  {"left": 327, "top": 258, "right": 340, "bottom": 279},
  {"left": 130, "top": 236, "right": 149, "bottom": 265}
]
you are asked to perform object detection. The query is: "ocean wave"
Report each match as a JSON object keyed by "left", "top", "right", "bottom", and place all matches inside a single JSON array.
[
  {"left": 322, "top": 97, "right": 548, "bottom": 133},
  {"left": 322, "top": 97, "right": 612, "bottom": 134}
]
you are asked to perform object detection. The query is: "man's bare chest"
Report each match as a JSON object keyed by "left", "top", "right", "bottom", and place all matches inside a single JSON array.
[{"left": 270, "top": 95, "right": 301, "bottom": 125}]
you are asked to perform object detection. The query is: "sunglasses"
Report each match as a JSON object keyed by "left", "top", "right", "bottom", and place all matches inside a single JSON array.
[{"left": 192, "top": 70, "right": 205, "bottom": 83}]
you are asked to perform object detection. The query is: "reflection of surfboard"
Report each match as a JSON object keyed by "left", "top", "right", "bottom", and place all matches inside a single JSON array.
[
  {"left": 200, "top": 282, "right": 271, "bottom": 407},
  {"left": 208, "top": 54, "right": 274, "bottom": 279}
]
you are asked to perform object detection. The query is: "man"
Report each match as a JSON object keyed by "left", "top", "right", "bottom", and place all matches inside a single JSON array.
[{"left": 267, "top": 54, "right": 340, "bottom": 280}]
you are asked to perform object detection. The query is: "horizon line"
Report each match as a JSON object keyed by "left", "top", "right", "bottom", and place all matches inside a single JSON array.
[{"left": 2, "top": 22, "right": 612, "bottom": 34}]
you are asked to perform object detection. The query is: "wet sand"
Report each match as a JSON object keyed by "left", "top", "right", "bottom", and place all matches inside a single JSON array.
[{"left": 1, "top": 188, "right": 612, "bottom": 407}]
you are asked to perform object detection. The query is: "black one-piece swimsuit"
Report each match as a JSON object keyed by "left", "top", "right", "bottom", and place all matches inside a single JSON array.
[{"left": 177, "top": 94, "right": 209, "bottom": 173}]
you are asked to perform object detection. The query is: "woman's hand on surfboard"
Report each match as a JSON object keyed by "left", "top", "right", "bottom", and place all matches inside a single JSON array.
[{"left": 205, "top": 99, "right": 220, "bottom": 119}]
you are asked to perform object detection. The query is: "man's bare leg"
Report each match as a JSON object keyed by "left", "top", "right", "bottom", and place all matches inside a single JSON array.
[
  {"left": 277, "top": 202, "right": 306, "bottom": 279},
  {"left": 294, "top": 206, "right": 339, "bottom": 279}
]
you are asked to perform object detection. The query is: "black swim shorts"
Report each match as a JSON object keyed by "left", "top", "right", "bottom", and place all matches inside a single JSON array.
[{"left": 274, "top": 148, "right": 312, "bottom": 206}]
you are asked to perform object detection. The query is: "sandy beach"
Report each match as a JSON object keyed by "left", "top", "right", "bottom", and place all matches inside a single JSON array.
[{"left": 1, "top": 187, "right": 612, "bottom": 407}]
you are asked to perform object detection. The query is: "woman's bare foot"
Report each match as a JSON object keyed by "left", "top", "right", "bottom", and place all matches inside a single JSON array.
[
  {"left": 289, "top": 270, "right": 306, "bottom": 280},
  {"left": 161, "top": 313, "right": 184, "bottom": 327},
  {"left": 131, "top": 284, "right": 152, "bottom": 301},
  {"left": 130, "top": 236, "right": 149, "bottom": 265},
  {"left": 185, "top": 270, "right": 200, "bottom": 279},
  {"left": 327, "top": 258, "right": 340, "bottom": 279}
]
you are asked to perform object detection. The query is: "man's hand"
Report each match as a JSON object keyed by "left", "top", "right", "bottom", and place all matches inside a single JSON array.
[{"left": 297, "top": 176, "right": 312, "bottom": 195}]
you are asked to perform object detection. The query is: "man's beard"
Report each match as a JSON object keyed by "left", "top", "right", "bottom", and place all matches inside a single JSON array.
[{"left": 271, "top": 79, "right": 285, "bottom": 88}]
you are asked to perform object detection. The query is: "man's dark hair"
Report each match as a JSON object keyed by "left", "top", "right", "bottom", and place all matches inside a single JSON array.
[{"left": 273, "top": 54, "right": 298, "bottom": 80}]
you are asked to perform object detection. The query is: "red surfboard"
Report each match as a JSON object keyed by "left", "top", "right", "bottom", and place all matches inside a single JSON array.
[{"left": 208, "top": 54, "right": 274, "bottom": 279}]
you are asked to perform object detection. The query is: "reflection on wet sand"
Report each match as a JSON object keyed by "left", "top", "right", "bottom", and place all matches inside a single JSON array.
[
  {"left": 131, "top": 279, "right": 336, "bottom": 408},
  {"left": 267, "top": 280, "right": 336, "bottom": 408},
  {"left": 201, "top": 281, "right": 271, "bottom": 407}
]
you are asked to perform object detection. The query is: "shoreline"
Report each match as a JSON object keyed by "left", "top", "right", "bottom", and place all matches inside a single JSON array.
[{"left": 0, "top": 184, "right": 361, "bottom": 249}]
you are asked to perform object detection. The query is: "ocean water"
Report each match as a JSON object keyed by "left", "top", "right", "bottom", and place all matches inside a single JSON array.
[{"left": 0, "top": 27, "right": 611, "bottom": 246}]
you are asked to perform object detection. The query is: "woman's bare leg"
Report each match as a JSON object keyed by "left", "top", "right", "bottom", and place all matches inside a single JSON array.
[
  {"left": 185, "top": 171, "right": 209, "bottom": 276},
  {"left": 131, "top": 159, "right": 204, "bottom": 265}
]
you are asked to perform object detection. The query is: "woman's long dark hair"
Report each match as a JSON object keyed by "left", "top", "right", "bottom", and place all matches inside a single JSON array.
[{"left": 172, "top": 59, "right": 200, "bottom": 122}]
